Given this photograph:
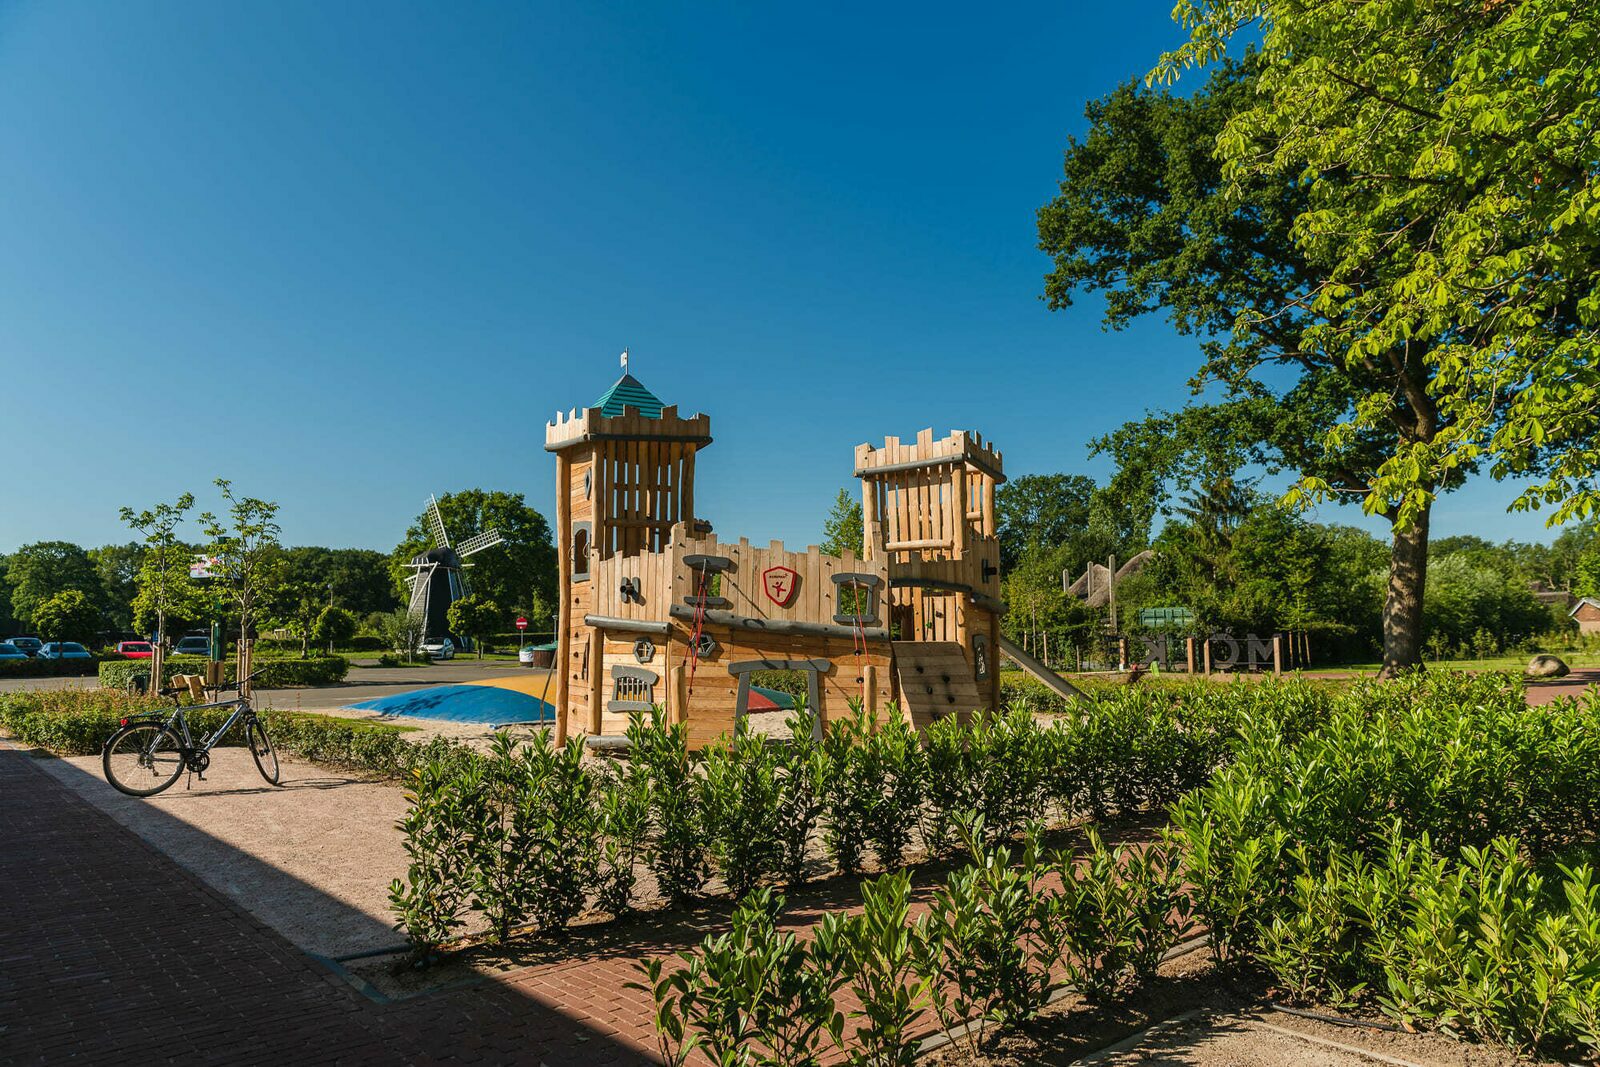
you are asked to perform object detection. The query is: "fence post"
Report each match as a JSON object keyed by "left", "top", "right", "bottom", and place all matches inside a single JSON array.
[
  {"left": 1202, "top": 637, "right": 1212, "bottom": 678},
  {"left": 1273, "top": 633, "right": 1283, "bottom": 676}
]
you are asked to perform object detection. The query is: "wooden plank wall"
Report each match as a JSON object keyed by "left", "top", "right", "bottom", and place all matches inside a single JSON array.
[
  {"left": 674, "top": 626, "right": 895, "bottom": 748},
  {"left": 590, "top": 549, "right": 675, "bottom": 622},
  {"left": 670, "top": 531, "right": 888, "bottom": 629}
]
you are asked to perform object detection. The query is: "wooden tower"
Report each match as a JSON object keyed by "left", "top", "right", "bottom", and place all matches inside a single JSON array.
[
  {"left": 544, "top": 371, "right": 712, "bottom": 742},
  {"left": 855, "top": 429, "right": 1005, "bottom": 719}
]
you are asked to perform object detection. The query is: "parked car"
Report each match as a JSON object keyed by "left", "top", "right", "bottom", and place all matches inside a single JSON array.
[
  {"left": 419, "top": 638, "right": 455, "bottom": 661},
  {"left": 116, "top": 640, "right": 154, "bottom": 659},
  {"left": 6, "top": 636, "right": 42, "bottom": 657},
  {"left": 37, "top": 642, "right": 93, "bottom": 661},
  {"left": 0, "top": 643, "right": 30, "bottom": 662},
  {"left": 173, "top": 636, "right": 212, "bottom": 657}
]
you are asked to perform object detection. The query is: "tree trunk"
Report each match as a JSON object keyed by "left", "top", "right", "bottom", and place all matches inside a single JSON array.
[{"left": 1379, "top": 502, "right": 1430, "bottom": 678}]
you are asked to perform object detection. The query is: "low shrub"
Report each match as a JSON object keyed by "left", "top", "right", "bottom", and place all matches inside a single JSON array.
[
  {"left": 1258, "top": 827, "right": 1600, "bottom": 1056},
  {"left": 698, "top": 728, "right": 784, "bottom": 898},
  {"left": 97, "top": 655, "right": 350, "bottom": 691},
  {"left": 632, "top": 889, "right": 846, "bottom": 1067},
  {"left": 641, "top": 816, "right": 1187, "bottom": 1062},
  {"left": 0, "top": 689, "right": 450, "bottom": 778},
  {"left": 774, "top": 706, "right": 826, "bottom": 886},
  {"left": 0, "top": 656, "right": 105, "bottom": 679}
]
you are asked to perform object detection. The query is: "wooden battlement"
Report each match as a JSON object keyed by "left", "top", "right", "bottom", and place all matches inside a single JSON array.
[
  {"left": 853, "top": 428, "right": 1005, "bottom": 484},
  {"left": 668, "top": 529, "right": 887, "bottom": 633},
  {"left": 545, "top": 404, "right": 713, "bottom": 452}
]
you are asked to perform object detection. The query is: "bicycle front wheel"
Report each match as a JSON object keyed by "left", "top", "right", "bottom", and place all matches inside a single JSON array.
[
  {"left": 103, "top": 723, "right": 185, "bottom": 797},
  {"left": 247, "top": 720, "right": 280, "bottom": 785}
]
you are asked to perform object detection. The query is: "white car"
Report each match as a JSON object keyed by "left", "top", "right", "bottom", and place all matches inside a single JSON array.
[{"left": 419, "top": 638, "right": 455, "bottom": 661}]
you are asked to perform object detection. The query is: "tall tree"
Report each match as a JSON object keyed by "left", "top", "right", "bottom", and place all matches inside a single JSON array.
[
  {"left": 995, "top": 473, "right": 1153, "bottom": 575},
  {"left": 391, "top": 489, "right": 556, "bottom": 613},
  {"left": 996, "top": 474, "right": 1096, "bottom": 571},
  {"left": 0, "top": 554, "right": 15, "bottom": 636},
  {"left": 121, "top": 493, "right": 198, "bottom": 659},
  {"left": 278, "top": 546, "right": 399, "bottom": 617},
  {"left": 7, "top": 541, "right": 100, "bottom": 629},
  {"left": 1040, "top": 60, "right": 1464, "bottom": 674},
  {"left": 1141, "top": 0, "right": 1600, "bottom": 669},
  {"left": 200, "top": 480, "right": 282, "bottom": 649},
  {"left": 446, "top": 594, "right": 501, "bottom": 658},
  {"left": 819, "top": 489, "right": 864, "bottom": 558},
  {"left": 90, "top": 542, "right": 144, "bottom": 632},
  {"left": 31, "top": 589, "right": 102, "bottom": 645}
]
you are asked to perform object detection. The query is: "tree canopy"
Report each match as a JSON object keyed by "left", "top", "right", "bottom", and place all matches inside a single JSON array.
[
  {"left": 1035, "top": 33, "right": 1600, "bottom": 672},
  {"left": 819, "top": 489, "right": 864, "bottom": 558},
  {"left": 391, "top": 489, "right": 556, "bottom": 617},
  {"left": 7, "top": 541, "right": 101, "bottom": 630}
]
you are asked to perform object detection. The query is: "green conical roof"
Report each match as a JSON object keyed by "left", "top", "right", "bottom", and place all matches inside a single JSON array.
[{"left": 593, "top": 373, "right": 664, "bottom": 418}]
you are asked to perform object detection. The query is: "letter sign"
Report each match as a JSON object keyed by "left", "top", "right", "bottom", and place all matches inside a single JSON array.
[{"left": 763, "top": 566, "right": 799, "bottom": 607}]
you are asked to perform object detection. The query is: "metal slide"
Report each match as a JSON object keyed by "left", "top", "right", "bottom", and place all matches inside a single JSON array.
[{"left": 997, "top": 634, "right": 1088, "bottom": 702}]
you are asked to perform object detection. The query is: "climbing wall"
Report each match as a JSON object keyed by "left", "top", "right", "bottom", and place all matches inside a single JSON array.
[{"left": 891, "top": 641, "right": 981, "bottom": 729}]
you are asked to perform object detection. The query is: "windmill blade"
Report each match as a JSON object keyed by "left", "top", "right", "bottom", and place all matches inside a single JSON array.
[
  {"left": 424, "top": 495, "right": 450, "bottom": 548},
  {"left": 406, "top": 563, "right": 433, "bottom": 619},
  {"left": 457, "top": 528, "right": 504, "bottom": 558}
]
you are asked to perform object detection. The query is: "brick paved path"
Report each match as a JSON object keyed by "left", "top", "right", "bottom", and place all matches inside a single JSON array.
[
  {"left": 0, "top": 745, "right": 657, "bottom": 1066},
  {"left": 1, "top": 739, "right": 1168, "bottom": 1065}
]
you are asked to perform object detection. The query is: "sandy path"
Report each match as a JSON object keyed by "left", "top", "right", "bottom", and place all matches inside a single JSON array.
[{"left": 32, "top": 747, "right": 410, "bottom": 959}]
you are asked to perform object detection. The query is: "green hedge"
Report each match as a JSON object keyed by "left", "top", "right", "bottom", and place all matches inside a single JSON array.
[
  {"left": 0, "top": 689, "right": 466, "bottom": 778},
  {"left": 0, "top": 656, "right": 105, "bottom": 679},
  {"left": 96, "top": 655, "right": 349, "bottom": 691}
]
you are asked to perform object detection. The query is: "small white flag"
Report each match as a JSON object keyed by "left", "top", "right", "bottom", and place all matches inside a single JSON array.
[{"left": 620, "top": 348, "right": 629, "bottom": 371}]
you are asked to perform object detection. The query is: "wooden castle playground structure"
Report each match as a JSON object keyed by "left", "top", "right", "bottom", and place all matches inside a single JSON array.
[{"left": 545, "top": 370, "right": 1080, "bottom": 748}]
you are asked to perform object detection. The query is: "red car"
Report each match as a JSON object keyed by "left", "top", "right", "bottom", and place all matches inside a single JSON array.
[{"left": 116, "top": 641, "right": 154, "bottom": 659}]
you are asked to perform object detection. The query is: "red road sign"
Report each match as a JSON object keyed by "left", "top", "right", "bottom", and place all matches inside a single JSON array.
[{"left": 515, "top": 617, "right": 528, "bottom": 630}]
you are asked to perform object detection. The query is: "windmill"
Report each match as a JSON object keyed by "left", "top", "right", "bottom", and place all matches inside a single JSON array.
[{"left": 405, "top": 495, "right": 505, "bottom": 646}]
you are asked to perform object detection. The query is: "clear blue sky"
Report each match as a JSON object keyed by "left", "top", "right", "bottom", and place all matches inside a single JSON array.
[{"left": 0, "top": 1, "right": 1563, "bottom": 553}]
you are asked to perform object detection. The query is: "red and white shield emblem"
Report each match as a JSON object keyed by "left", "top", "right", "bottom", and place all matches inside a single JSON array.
[{"left": 762, "top": 566, "right": 799, "bottom": 606}]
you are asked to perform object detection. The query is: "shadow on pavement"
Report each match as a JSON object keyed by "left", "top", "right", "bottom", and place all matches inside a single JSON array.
[{"left": 1, "top": 742, "right": 655, "bottom": 1065}]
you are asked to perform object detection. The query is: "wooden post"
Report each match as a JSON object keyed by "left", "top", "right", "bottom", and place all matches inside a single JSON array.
[
  {"left": 1203, "top": 637, "right": 1212, "bottom": 678},
  {"left": 1118, "top": 636, "right": 1128, "bottom": 671},
  {"left": 1186, "top": 636, "right": 1196, "bottom": 674},
  {"left": 860, "top": 663, "right": 876, "bottom": 729},
  {"left": 1272, "top": 633, "right": 1283, "bottom": 676},
  {"left": 670, "top": 664, "right": 687, "bottom": 727},
  {"left": 554, "top": 451, "right": 571, "bottom": 745},
  {"left": 588, "top": 627, "right": 604, "bottom": 735},
  {"left": 1107, "top": 553, "right": 1117, "bottom": 634},
  {"left": 950, "top": 465, "right": 966, "bottom": 560}
]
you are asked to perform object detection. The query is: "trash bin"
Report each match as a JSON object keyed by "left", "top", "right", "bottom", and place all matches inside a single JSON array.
[{"left": 520, "top": 642, "right": 556, "bottom": 668}]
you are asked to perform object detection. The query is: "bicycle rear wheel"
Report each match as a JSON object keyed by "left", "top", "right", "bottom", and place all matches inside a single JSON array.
[
  {"left": 247, "top": 720, "right": 280, "bottom": 785},
  {"left": 103, "top": 723, "right": 185, "bottom": 797}
]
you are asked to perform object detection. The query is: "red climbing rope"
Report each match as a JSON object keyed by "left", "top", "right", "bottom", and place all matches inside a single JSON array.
[
  {"left": 849, "top": 578, "right": 868, "bottom": 680},
  {"left": 685, "top": 561, "right": 711, "bottom": 697}
]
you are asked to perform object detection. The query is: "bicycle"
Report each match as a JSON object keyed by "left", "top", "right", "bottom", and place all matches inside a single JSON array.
[{"left": 101, "top": 669, "right": 280, "bottom": 797}]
